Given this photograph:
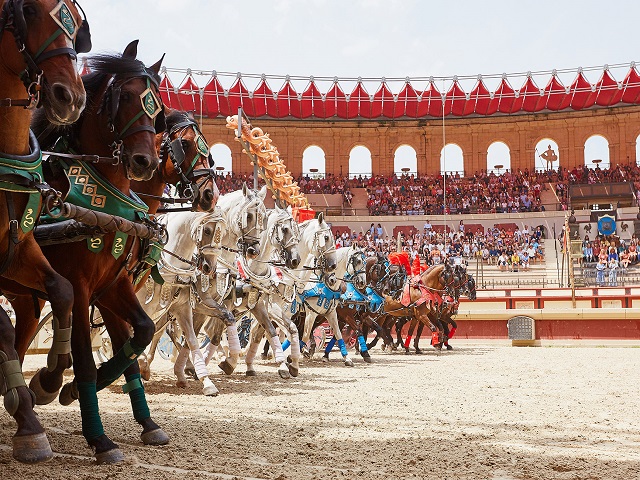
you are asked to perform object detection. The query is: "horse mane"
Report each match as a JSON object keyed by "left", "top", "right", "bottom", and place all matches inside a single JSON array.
[{"left": 32, "top": 52, "right": 160, "bottom": 150}]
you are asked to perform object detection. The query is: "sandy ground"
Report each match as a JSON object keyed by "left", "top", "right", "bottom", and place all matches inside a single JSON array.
[{"left": 2, "top": 342, "right": 640, "bottom": 480}]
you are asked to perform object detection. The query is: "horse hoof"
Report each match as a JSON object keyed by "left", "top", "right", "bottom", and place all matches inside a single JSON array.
[
  {"left": 404, "top": 349, "right": 411, "bottom": 355},
  {"left": 287, "top": 364, "right": 299, "bottom": 377},
  {"left": 260, "top": 354, "right": 268, "bottom": 360},
  {"left": 141, "top": 428, "right": 170, "bottom": 446},
  {"left": 344, "top": 358, "right": 354, "bottom": 367},
  {"left": 286, "top": 355, "right": 293, "bottom": 364},
  {"left": 415, "top": 349, "right": 423, "bottom": 355},
  {"left": 218, "top": 360, "right": 235, "bottom": 375},
  {"left": 363, "top": 355, "right": 373, "bottom": 364},
  {"left": 278, "top": 368, "right": 291, "bottom": 379},
  {"left": 176, "top": 380, "right": 188, "bottom": 389},
  {"left": 95, "top": 448, "right": 125, "bottom": 465},
  {"left": 12, "top": 433, "right": 53, "bottom": 464},
  {"left": 446, "top": 345, "right": 453, "bottom": 351},
  {"left": 29, "top": 369, "right": 59, "bottom": 405},
  {"left": 203, "top": 384, "right": 219, "bottom": 396},
  {"left": 322, "top": 356, "right": 329, "bottom": 363},
  {"left": 246, "top": 370, "right": 257, "bottom": 377},
  {"left": 185, "top": 368, "right": 198, "bottom": 380},
  {"left": 59, "top": 381, "right": 78, "bottom": 406}
]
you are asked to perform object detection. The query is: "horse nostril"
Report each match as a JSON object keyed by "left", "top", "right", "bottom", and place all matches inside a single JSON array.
[
  {"left": 52, "top": 82, "right": 73, "bottom": 105},
  {"left": 290, "top": 257, "right": 299, "bottom": 268},
  {"left": 203, "top": 188, "right": 213, "bottom": 203},
  {"left": 202, "top": 262, "right": 212, "bottom": 275},
  {"left": 132, "top": 154, "right": 152, "bottom": 169}
]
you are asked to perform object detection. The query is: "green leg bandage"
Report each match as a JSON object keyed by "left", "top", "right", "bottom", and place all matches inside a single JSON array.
[
  {"left": 123, "top": 373, "right": 150, "bottom": 422},
  {"left": 77, "top": 381, "right": 104, "bottom": 441},
  {"left": 47, "top": 316, "right": 72, "bottom": 371},
  {"left": 96, "top": 339, "right": 145, "bottom": 391},
  {"left": 0, "top": 351, "right": 29, "bottom": 416}
]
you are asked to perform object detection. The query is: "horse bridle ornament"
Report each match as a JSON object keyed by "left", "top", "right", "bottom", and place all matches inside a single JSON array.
[
  {"left": 268, "top": 210, "right": 300, "bottom": 266},
  {"left": 0, "top": 0, "right": 91, "bottom": 108},
  {"left": 310, "top": 225, "right": 336, "bottom": 275},
  {"left": 233, "top": 192, "right": 266, "bottom": 257}
]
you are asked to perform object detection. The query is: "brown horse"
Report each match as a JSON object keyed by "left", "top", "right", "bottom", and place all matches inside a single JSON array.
[
  {"left": 56, "top": 110, "right": 222, "bottom": 447},
  {"left": 0, "top": 0, "right": 89, "bottom": 464},
  {"left": 7, "top": 40, "right": 164, "bottom": 464}
]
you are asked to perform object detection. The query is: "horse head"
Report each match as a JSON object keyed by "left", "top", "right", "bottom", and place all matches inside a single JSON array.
[
  {"left": 1, "top": 0, "right": 89, "bottom": 123},
  {"left": 345, "top": 247, "right": 367, "bottom": 291},
  {"left": 216, "top": 184, "right": 267, "bottom": 259},
  {"left": 76, "top": 40, "right": 163, "bottom": 181},
  {"left": 158, "top": 110, "right": 218, "bottom": 212},
  {"left": 266, "top": 204, "right": 301, "bottom": 269},
  {"left": 299, "top": 211, "right": 337, "bottom": 278}
]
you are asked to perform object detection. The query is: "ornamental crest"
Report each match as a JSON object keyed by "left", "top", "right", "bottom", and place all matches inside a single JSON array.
[
  {"left": 50, "top": 1, "right": 77, "bottom": 40},
  {"left": 140, "top": 87, "right": 162, "bottom": 120}
]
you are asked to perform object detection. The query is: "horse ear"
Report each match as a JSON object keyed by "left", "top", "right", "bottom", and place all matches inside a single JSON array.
[
  {"left": 122, "top": 40, "right": 139, "bottom": 59},
  {"left": 242, "top": 183, "right": 248, "bottom": 196},
  {"left": 317, "top": 212, "right": 324, "bottom": 224},
  {"left": 148, "top": 53, "right": 165, "bottom": 75},
  {"left": 287, "top": 205, "right": 292, "bottom": 214},
  {"left": 258, "top": 185, "right": 268, "bottom": 200}
]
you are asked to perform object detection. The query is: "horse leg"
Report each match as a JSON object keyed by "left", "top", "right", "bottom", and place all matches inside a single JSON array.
[
  {"left": 414, "top": 323, "right": 424, "bottom": 354},
  {"left": 445, "top": 318, "right": 457, "bottom": 350},
  {"left": 394, "top": 317, "right": 407, "bottom": 349},
  {"left": 69, "top": 291, "right": 124, "bottom": 464},
  {"left": 0, "top": 306, "right": 53, "bottom": 463},
  {"left": 325, "top": 311, "right": 353, "bottom": 367},
  {"left": 7, "top": 239, "right": 74, "bottom": 405},
  {"left": 253, "top": 299, "right": 289, "bottom": 379},
  {"left": 301, "top": 310, "right": 317, "bottom": 359},
  {"left": 214, "top": 310, "right": 241, "bottom": 375},
  {"left": 138, "top": 322, "right": 165, "bottom": 381},
  {"left": 202, "top": 318, "right": 223, "bottom": 365},
  {"left": 169, "top": 299, "right": 218, "bottom": 396},
  {"left": 404, "top": 318, "right": 418, "bottom": 354},
  {"left": 351, "top": 313, "right": 371, "bottom": 363},
  {"left": 98, "top": 307, "right": 169, "bottom": 446},
  {"left": 244, "top": 322, "right": 263, "bottom": 377}
]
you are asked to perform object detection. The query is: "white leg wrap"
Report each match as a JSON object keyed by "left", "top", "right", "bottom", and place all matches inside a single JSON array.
[
  {"left": 226, "top": 325, "right": 241, "bottom": 356},
  {"left": 269, "top": 335, "right": 285, "bottom": 364},
  {"left": 191, "top": 349, "right": 209, "bottom": 381},
  {"left": 245, "top": 341, "right": 259, "bottom": 367}
]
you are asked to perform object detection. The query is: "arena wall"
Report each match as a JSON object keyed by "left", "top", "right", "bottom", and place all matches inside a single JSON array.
[{"left": 201, "top": 105, "right": 640, "bottom": 177}]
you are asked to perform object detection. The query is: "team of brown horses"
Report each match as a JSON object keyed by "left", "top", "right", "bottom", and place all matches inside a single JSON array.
[{"left": 0, "top": 0, "right": 221, "bottom": 464}]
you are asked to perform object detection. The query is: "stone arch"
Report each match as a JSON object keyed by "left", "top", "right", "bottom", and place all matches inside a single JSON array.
[
  {"left": 534, "top": 138, "right": 560, "bottom": 171},
  {"left": 584, "top": 134, "right": 610, "bottom": 169},
  {"left": 486, "top": 141, "right": 511, "bottom": 174},
  {"left": 349, "top": 145, "right": 372, "bottom": 178},
  {"left": 394, "top": 144, "right": 417, "bottom": 175},
  {"left": 302, "top": 145, "right": 326, "bottom": 178},
  {"left": 210, "top": 143, "right": 232, "bottom": 174},
  {"left": 440, "top": 143, "right": 464, "bottom": 175}
]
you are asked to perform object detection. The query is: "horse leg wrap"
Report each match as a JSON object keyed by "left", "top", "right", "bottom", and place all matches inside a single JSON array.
[
  {"left": 245, "top": 341, "right": 259, "bottom": 366},
  {"left": 96, "top": 339, "right": 145, "bottom": 391},
  {"left": 324, "top": 337, "right": 337, "bottom": 355},
  {"left": 77, "top": 381, "right": 105, "bottom": 441},
  {"left": 338, "top": 338, "right": 348, "bottom": 357},
  {"left": 190, "top": 349, "right": 209, "bottom": 382},
  {"left": 357, "top": 335, "right": 369, "bottom": 353},
  {"left": 404, "top": 335, "right": 412, "bottom": 349},
  {"left": 269, "top": 336, "right": 285, "bottom": 364},
  {"left": 448, "top": 327, "right": 457, "bottom": 339},
  {"left": 47, "top": 316, "right": 72, "bottom": 371},
  {"left": 289, "top": 334, "right": 301, "bottom": 360},
  {"left": 0, "top": 351, "right": 32, "bottom": 416},
  {"left": 122, "top": 373, "right": 150, "bottom": 422},
  {"left": 431, "top": 331, "right": 439, "bottom": 345},
  {"left": 281, "top": 339, "right": 291, "bottom": 351},
  {"left": 226, "top": 325, "right": 241, "bottom": 357}
]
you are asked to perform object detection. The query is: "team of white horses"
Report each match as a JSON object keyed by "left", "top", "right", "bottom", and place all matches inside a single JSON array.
[{"left": 131, "top": 184, "right": 371, "bottom": 395}]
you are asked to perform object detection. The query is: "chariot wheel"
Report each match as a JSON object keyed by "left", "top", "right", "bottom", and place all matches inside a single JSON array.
[
  {"left": 312, "top": 325, "right": 326, "bottom": 351},
  {"left": 96, "top": 330, "right": 113, "bottom": 364},
  {"left": 157, "top": 332, "right": 175, "bottom": 361},
  {"left": 238, "top": 316, "right": 252, "bottom": 349}
]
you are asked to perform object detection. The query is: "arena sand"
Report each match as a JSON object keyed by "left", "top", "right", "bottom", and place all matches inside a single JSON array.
[{"left": 1, "top": 343, "right": 640, "bottom": 480}]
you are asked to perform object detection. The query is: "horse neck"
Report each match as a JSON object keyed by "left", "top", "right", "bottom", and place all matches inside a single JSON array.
[
  {"left": 422, "top": 264, "right": 445, "bottom": 289},
  {"left": 131, "top": 175, "right": 165, "bottom": 214},
  {"left": 333, "top": 247, "right": 351, "bottom": 280},
  {"left": 0, "top": 63, "right": 31, "bottom": 155},
  {"left": 162, "top": 212, "right": 198, "bottom": 267}
]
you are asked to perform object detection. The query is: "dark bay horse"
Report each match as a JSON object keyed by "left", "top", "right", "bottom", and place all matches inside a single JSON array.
[
  {"left": 58, "top": 110, "right": 224, "bottom": 445},
  {"left": 7, "top": 40, "right": 164, "bottom": 464},
  {"left": 0, "top": 0, "right": 89, "bottom": 463}
]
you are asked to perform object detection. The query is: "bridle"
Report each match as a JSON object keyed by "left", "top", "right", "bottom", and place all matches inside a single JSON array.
[
  {"left": 43, "top": 65, "right": 165, "bottom": 176},
  {"left": 267, "top": 209, "right": 300, "bottom": 267},
  {"left": 232, "top": 191, "right": 266, "bottom": 257},
  {"left": 157, "top": 118, "right": 215, "bottom": 206},
  {"left": 0, "top": 0, "right": 91, "bottom": 108},
  {"left": 309, "top": 224, "right": 336, "bottom": 276},
  {"left": 342, "top": 248, "right": 366, "bottom": 289}
]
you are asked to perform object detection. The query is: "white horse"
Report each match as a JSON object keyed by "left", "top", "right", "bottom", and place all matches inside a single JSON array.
[
  {"left": 137, "top": 185, "right": 265, "bottom": 394},
  {"left": 192, "top": 204, "right": 302, "bottom": 378},
  {"left": 299, "top": 245, "right": 367, "bottom": 367}
]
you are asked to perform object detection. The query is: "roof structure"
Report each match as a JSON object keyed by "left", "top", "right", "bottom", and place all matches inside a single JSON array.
[{"left": 157, "top": 64, "right": 640, "bottom": 120}]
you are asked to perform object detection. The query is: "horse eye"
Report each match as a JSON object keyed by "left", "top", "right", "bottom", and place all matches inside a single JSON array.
[
  {"left": 23, "top": 5, "right": 37, "bottom": 17},
  {"left": 181, "top": 140, "right": 189, "bottom": 150},
  {"left": 283, "top": 227, "right": 289, "bottom": 233},
  {"left": 204, "top": 227, "right": 212, "bottom": 236},
  {"left": 121, "top": 92, "right": 131, "bottom": 102},
  {"left": 247, "top": 214, "right": 252, "bottom": 220}
]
